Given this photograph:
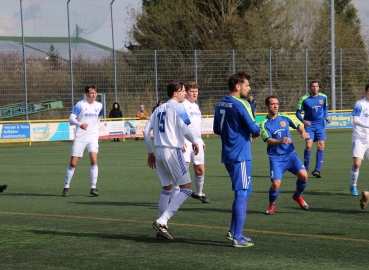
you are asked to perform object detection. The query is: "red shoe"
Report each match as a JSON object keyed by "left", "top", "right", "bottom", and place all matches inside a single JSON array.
[
  {"left": 265, "top": 204, "right": 275, "bottom": 215},
  {"left": 292, "top": 194, "right": 309, "bottom": 210}
]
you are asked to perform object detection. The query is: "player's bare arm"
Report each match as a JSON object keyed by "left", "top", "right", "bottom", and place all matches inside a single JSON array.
[
  {"left": 298, "top": 125, "right": 309, "bottom": 139},
  {"left": 266, "top": 137, "right": 292, "bottom": 145}
]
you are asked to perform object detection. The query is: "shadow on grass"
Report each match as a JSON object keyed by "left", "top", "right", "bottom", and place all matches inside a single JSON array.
[
  {"left": 27, "top": 229, "right": 229, "bottom": 247},
  {"left": 1, "top": 193, "right": 61, "bottom": 197}
]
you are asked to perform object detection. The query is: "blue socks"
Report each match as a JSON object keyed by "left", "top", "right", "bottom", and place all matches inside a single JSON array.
[
  {"left": 269, "top": 187, "right": 279, "bottom": 204},
  {"left": 294, "top": 179, "right": 307, "bottom": 197},
  {"left": 304, "top": 150, "right": 310, "bottom": 170},
  {"left": 230, "top": 194, "right": 248, "bottom": 240},
  {"left": 315, "top": 149, "right": 324, "bottom": 171}
]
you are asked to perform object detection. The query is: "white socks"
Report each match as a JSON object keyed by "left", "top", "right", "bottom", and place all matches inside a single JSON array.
[
  {"left": 90, "top": 165, "right": 98, "bottom": 189},
  {"left": 350, "top": 167, "right": 359, "bottom": 186},
  {"left": 193, "top": 174, "right": 204, "bottom": 196},
  {"left": 158, "top": 190, "right": 171, "bottom": 217},
  {"left": 64, "top": 165, "right": 75, "bottom": 188},
  {"left": 157, "top": 188, "right": 192, "bottom": 225}
]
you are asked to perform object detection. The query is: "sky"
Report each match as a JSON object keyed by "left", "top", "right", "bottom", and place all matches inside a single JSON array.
[{"left": 0, "top": 0, "right": 368, "bottom": 50}]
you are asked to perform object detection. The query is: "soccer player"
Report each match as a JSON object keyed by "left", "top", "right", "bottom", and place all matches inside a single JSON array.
[
  {"left": 350, "top": 84, "right": 369, "bottom": 204},
  {"left": 181, "top": 81, "right": 210, "bottom": 203},
  {"left": 296, "top": 81, "right": 331, "bottom": 178},
  {"left": 0, "top": 184, "right": 7, "bottom": 193},
  {"left": 62, "top": 85, "right": 103, "bottom": 197},
  {"left": 213, "top": 71, "right": 260, "bottom": 248},
  {"left": 261, "top": 96, "right": 310, "bottom": 215},
  {"left": 143, "top": 80, "right": 200, "bottom": 240}
]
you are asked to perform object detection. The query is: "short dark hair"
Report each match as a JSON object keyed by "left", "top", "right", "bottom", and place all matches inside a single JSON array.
[
  {"left": 185, "top": 81, "right": 199, "bottom": 91},
  {"left": 365, "top": 83, "right": 369, "bottom": 92},
  {"left": 309, "top": 81, "right": 319, "bottom": 87},
  {"left": 85, "top": 84, "right": 97, "bottom": 93},
  {"left": 265, "top": 95, "right": 279, "bottom": 105},
  {"left": 167, "top": 80, "right": 184, "bottom": 98},
  {"left": 228, "top": 71, "right": 251, "bottom": 91}
]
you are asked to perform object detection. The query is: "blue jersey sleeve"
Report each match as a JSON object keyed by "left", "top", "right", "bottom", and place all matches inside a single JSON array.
[
  {"left": 71, "top": 101, "right": 82, "bottom": 116},
  {"left": 352, "top": 101, "right": 362, "bottom": 117}
]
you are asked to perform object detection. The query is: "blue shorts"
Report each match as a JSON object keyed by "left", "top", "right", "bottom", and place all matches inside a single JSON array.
[
  {"left": 269, "top": 152, "right": 305, "bottom": 181},
  {"left": 305, "top": 125, "right": 326, "bottom": 142},
  {"left": 225, "top": 160, "right": 252, "bottom": 191}
]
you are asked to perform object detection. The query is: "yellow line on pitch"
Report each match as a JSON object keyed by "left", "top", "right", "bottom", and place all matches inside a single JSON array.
[{"left": 1, "top": 211, "right": 368, "bottom": 243}]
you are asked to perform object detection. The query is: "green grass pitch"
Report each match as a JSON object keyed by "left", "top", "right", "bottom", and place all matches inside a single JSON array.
[{"left": 0, "top": 129, "right": 368, "bottom": 269}]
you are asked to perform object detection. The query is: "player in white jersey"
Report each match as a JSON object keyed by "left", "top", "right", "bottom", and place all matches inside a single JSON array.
[
  {"left": 62, "top": 85, "right": 104, "bottom": 197},
  {"left": 144, "top": 80, "right": 200, "bottom": 240},
  {"left": 181, "top": 81, "right": 210, "bottom": 203},
  {"left": 350, "top": 84, "right": 369, "bottom": 208}
]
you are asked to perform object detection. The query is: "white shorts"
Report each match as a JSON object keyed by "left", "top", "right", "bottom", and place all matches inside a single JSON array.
[
  {"left": 71, "top": 140, "right": 99, "bottom": 157},
  {"left": 352, "top": 141, "right": 369, "bottom": 160},
  {"left": 155, "top": 147, "right": 191, "bottom": 187},
  {"left": 183, "top": 140, "right": 205, "bottom": 165}
]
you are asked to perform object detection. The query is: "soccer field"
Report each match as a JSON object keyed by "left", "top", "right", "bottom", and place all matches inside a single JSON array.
[{"left": 0, "top": 129, "right": 368, "bottom": 269}]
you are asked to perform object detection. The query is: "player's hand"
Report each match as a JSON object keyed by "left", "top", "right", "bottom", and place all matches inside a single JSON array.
[
  {"left": 203, "top": 143, "right": 206, "bottom": 151},
  {"left": 80, "top": 123, "right": 88, "bottom": 130},
  {"left": 325, "top": 117, "right": 331, "bottom": 123},
  {"left": 281, "top": 137, "right": 292, "bottom": 144},
  {"left": 252, "top": 132, "right": 261, "bottom": 140},
  {"left": 303, "top": 120, "right": 311, "bottom": 126},
  {"left": 147, "top": 153, "right": 156, "bottom": 169},
  {"left": 301, "top": 131, "right": 309, "bottom": 139},
  {"left": 182, "top": 141, "right": 187, "bottom": 153},
  {"left": 192, "top": 144, "right": 200, "bottom": 155}
]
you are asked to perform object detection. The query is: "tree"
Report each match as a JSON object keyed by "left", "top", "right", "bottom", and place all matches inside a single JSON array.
[{"left": 127, "top": 0, "right": 365, "bottom": 51}]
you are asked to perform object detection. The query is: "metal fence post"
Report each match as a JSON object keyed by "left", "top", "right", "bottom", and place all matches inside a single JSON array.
[
  {"left": 20, "top": 0, "right": 28, "bottom": 120},
  {"left": 110, "top": 0, "right": 117, "bottom": 102},
  {"left": 340, "top": 48, "right": 342, "bottom": 110},
  {"left": 194, "top": 50, "right": 197, "bottom": 83},
  {"left": 154, "top": 50, "right": 158, "bottom": 103},
  {"left": 67, "top": 0, "right": 74, "bottom": 106},
  {"left": 232, "top": 50, "right": 235, "bottom": 74},
  {"left": 269, "top": 49, "right": 272, "bottom": 95},
  {"left": 305, "top": 49, "right": 308, "bottom": 94}
]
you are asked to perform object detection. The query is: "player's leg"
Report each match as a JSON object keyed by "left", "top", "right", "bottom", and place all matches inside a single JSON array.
[
  {"left": 225, "top": 161, "right": 253, "bottom": 246},
  {"left": 304, "top": 127, "right": 314, "bottom": 171},
  {"left": 289, "top": 153, "right": 309, "bottom": 209},
  {"left": 153, "top": 148, "right": 191, "bottom": 239},
  {"left": 87, "top": 141, "right": 99, "bottom": 196},
  {"left": 155, "top": 152, "right": 173, "bottom": 218},
  {"left": 312, "top": 129, "right": 326, "bottom": 178},
  {"left": 63, "top": 141, "right": 86, "bottom": 196},
  {"left": 350, "top": 141, "right": 365, "bottom": 196},
  {"left": 265, "top": 156, "right": 284, "bottom": 215}
]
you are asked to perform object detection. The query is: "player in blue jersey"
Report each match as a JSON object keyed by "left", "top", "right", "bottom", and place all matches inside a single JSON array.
[
  {"left": 296, "top": 81, "right": 331, "bottom": 178},
  {"left": 261, "top": 96, "right": 310, "bottom": 215},
  {"left": 144, "top": 80, "right": 200, "bottom": 240},
  {"left": 350, "top": 84, "right": 369, "bottom": 204},
  {"left": 213, "top": 71, "right": 260, "bottom": 248}
]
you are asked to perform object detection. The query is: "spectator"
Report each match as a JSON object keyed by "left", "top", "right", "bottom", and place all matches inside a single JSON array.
[
  {"left": 109, "top": 102, "right": 123, "bottom": 142},
  {"left": 136, "top": 104, "right": 149, "bottom": 119},
  {"left": 248, "top": 95, "right": 257, "bottom": 118},
  {"left": 152, "top": 100, "right": 163, "bottom": 113}
]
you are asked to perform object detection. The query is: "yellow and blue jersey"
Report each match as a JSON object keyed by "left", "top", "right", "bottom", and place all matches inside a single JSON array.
[
  {"left": 296, "top": 93, "right": 329, "bottom": 127},
  {"left": 261, "top": 113, "right": 300, "bottom": 156},
  {"left": 213, "top": 95, "right": 260, "bottom": 163}
]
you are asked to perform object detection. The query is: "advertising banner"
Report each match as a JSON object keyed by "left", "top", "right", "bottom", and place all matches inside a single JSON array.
[
  {"left": 0, "top": 123, "right": 30, "bottom": 142},
  {"left": 30, "top": 122, "right": 70, "bottom": 141},
  {"left": 98, "top": 120, "right": 125, "bottom": 139},
  {"left": 326, "top": 113, "right": 352, "bottom": 129}
]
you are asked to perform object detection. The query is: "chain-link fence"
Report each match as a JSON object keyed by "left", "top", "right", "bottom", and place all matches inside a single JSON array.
[{"left": 1, "top": 47, "right": 369, "bottom": 120}]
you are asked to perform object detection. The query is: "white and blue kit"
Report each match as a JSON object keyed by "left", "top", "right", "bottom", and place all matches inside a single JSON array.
[{"left": 69, "top": 99, "right": 103, "bottom": 157}]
